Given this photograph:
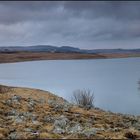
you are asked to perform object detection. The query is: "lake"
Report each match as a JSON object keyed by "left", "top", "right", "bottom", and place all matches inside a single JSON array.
[{"left": 0, "top": 57, "right": 140, "bottom": 115}]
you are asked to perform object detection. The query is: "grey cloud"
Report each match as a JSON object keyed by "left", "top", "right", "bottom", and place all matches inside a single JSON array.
[{"left": 0, "top": 1, "right": 140, "bottom": 49}]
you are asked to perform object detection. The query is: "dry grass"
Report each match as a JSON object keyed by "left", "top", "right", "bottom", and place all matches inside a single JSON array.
[
  {"left": 0, "top": 52, "right": 106, "bottom": 63},
  {"left": 0, "top": 85, "right": 12, "bottom": 94}
]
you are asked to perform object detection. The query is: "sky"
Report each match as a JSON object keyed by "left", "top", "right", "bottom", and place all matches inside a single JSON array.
[{"left": 0, "top": 1, "right": 140, "bottom": 49}]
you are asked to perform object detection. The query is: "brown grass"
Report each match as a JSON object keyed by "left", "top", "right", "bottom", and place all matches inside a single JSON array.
[
  {"left": 0, "top": 52, "right": 106, "bottom": 63},
  {"left": 0, "top": 52, "right": 139, "bottom": 64}
]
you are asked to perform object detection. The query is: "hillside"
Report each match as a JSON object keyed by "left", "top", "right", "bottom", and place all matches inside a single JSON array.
[
  {"left": 0, "top": 45, "right": 139, "bottom": 64},
  {"left": 0, "top": 85, "right": 140, "bottom": 139},
  {"left": 0, "top": 45, "right": 140, "bottom": 54}
]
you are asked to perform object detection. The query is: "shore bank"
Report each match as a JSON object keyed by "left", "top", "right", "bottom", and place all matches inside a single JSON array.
[{"left": 0, "top": 52, "right": 140, "bottom": 64}]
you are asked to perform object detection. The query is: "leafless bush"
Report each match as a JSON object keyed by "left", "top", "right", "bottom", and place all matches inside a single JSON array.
[
  {"left": 0, "top": 85, "right": 11, "bottom": 93},
  {"left": 72, "top": 89, "right": 94, "bottom": 109}
]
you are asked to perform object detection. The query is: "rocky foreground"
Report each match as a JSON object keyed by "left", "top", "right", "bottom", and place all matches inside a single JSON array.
[{"left": 0, "top": 85, "right": 140, "bottom": 139}]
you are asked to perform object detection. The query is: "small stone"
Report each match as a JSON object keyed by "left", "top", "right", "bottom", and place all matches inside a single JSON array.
[
  {"left": 38, "top": 98, "right": 46, "bottom": 104},
  {"left": 43, "top": 116, "right": 55, "bottom": 123},
  {"left": 48, "top": 99, "right": 72, "bottom": 112},
  {"left": 28, "top": 98, "right": 36, "bottom": 107},
  {"left": 11, "top": 95, "right": 22, "bottom": 102},
  {"left": 53, "top": 127, "right": 65, "bottom": 134},
  {"left": 32, "top": 120, "right": 40, "bottom": 125},
  {"left": 68, "top": 123, "right": 82, "bottom": 134},
  {"left": 81, "top": 128, "right": 97, "bottom": 138},
  {"left": 15, "top": 116, "right": 25, "bottom": 123},
  {"left": 54, "top": 115, "right": 69, "bottom": 129},
  {"left": 23, "top": 112, "right": 33, "bottom": 118},
  {"left": 7, "top": 109, "right": 17, "bottom": 116},
  {"left": 9, "top": 132, "right": 22, "bottom": 139},
  {"left": 53, "top": 115, "right": 69, "bottom": 134},
  {"left": 24, "top": 128, "right": 32, "bottom": 132},
  {"left": 5, "top": 99, "right": 12, "bottom": 106}
]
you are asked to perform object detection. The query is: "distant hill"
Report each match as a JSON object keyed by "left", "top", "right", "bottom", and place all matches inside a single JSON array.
[{"left": 0, "top": 45, "right": 140, "bottom": 54}]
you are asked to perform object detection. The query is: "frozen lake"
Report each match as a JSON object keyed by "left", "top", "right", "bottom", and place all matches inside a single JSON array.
[{"left": 0, "top": 57, "right": 140, "bottom": 115}]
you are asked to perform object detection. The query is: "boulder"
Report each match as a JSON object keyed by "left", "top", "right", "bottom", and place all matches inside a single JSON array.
[
  {"left": 80, "top": 128, "right": 97, "bottom": 138},
  {"left": 68, "top": 123, "right": 82, "bottom": 134},
  {"left": 53, "top": 115, "right": 69, "bottom": 134}
]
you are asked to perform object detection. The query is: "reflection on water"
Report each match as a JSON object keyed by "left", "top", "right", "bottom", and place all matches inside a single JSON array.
[
  {"left": 0, "top": 57, "right": 140, "bottom": 115},
  {"left": 138, "top": 80, "right": 140, "bottom": 90}
]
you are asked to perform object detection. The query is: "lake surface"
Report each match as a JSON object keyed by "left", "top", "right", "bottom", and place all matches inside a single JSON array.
[{"left": 0, "top": 58, "right": 140, "bottom": 115}]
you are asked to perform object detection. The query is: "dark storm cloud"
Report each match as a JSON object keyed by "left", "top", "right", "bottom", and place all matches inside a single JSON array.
[
  {"left": 0, "top": 1, "right": 140, "bottom": 49},
  {"left": 63, "top": 1, "right": 140, "bottom": 20}
]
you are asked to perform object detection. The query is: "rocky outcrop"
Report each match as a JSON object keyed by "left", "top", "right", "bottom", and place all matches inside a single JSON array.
[{"left": 0, "top": 85, "right": 140, "bottom": 139}]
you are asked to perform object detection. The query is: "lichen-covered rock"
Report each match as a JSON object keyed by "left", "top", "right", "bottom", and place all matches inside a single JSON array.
[
  {"left": 27, "top": 98, "right": 37, "bottom": 112},
  {"left": 24, "top": 128, "right": 33, "bottom": 132},
  {"left": 53, "top": 127, "right": 65, "bottom": 134},
  {"left": 54, "top": 115, "right": 69, "bottom": 129},
  {"left": 11, "top": 95, "right": 22, "bottom": 102},
  {"left": 68, "top": 123, "right": 82, "bottom": 134},
  {"left": 14, "top": 115, "right": 25, "bottom": 123},
  {"left": 43, "top": 116, "right": 55, "bottom": 123},
  {"left": 48, "top": 99, "right": 72, "bottom": 112},
  {"left": 5, "top": 99, "right": 13, "bottom": 106},
  {"left": 8, "top": 132, "right": 22, "bottom": 139},
  {"left": 53, "top": 115, "right": 69, "bottom": 134},
  {"left": 80, "top": 128, "right": 97, "bottom": 138},
  {"left": 38, "top": 98, "right": 46, "bottom": 104},
  {"left": 7, "top": 109, "right": 17, "bottom": 116}
]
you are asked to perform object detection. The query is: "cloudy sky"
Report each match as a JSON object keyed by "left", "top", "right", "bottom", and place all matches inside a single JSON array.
[{"left": 0, "top": 1, "right": 140, "bottom": 49}]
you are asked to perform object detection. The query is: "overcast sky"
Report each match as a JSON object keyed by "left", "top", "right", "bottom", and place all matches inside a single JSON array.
[{"left": 0, "top": 1, "right": 140, "bottom": 49}]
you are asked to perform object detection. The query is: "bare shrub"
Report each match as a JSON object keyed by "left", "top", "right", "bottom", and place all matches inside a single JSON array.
[
  {"left": 72, "top": 89, "right": 94, "bottom": 109},
  {"left": 0, "top": 85, "right": 11, "bottom": 93}
]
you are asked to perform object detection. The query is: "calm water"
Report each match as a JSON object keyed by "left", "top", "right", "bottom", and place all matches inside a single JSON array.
[{"left": 0, "top": 58, "right": 140, "bottom": 115}]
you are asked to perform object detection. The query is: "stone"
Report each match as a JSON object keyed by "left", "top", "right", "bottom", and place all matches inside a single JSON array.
[
  {"left": 9, "top": 132, "right": 22, "bottom": 139},
  {"left": 134, "top": 123, "right": 140, "bottom": 130},
  {"left": 28, "top": 98, "right": 36, "bottom": 107},
  {"left": 11, "top": 95, "right": 22, "bottom": 102},
  {"left": 63, "top": 102, "right": 72, "bottom": 112},
  {"left": 53, "top": 127, "right": 65, "bottom": 134},
  {"left": 5, "top": 99, "right": 12, "bottom": 106},
  {"left": 43, "top": 116, "right": 55, "bottom": 123},
  {"left": 47, "top": 99, "right": 55, "bottom": 106},
  {"left": 32, "top": 115, "right": 37, "bottom": 121},
  {"left": 27, "top": 98, "right": 37, "bottom": 112},
  {"left": 38, "top": 98, "right": 46, "bottom": 104},
  {"left": 68, "top": 123, "right": 82, "bottom": 134},
  {"left": 81, "top": 128, "right": 97, "bottom": 138},
  {"left": 23, "top": 112, "right": 33, "bottom": 119},
  {"left": 14, "top": 115, "right": 25, "bottom": 123},
  {"left": 54, "top": 115, "right": 69, "bottom": 129},
  {"left": 53, "top": 115, "right": 69, "bottom": 134},
  {"left": 7, "top": 109, "right": 17, "bottom": 116},
  {"left": 24, "top": 128, "right": 33, "bottom": 132},
  {"left": 48, "top": 99, "right": 72, "bottom": 112},
  {"left": 32, "top": 120, "right": 40, "bottom": 125}
]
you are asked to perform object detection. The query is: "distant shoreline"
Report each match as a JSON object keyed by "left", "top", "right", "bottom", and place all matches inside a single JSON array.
[{"left": 0, "top": 52, "right": 140, "bottom": 64}]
